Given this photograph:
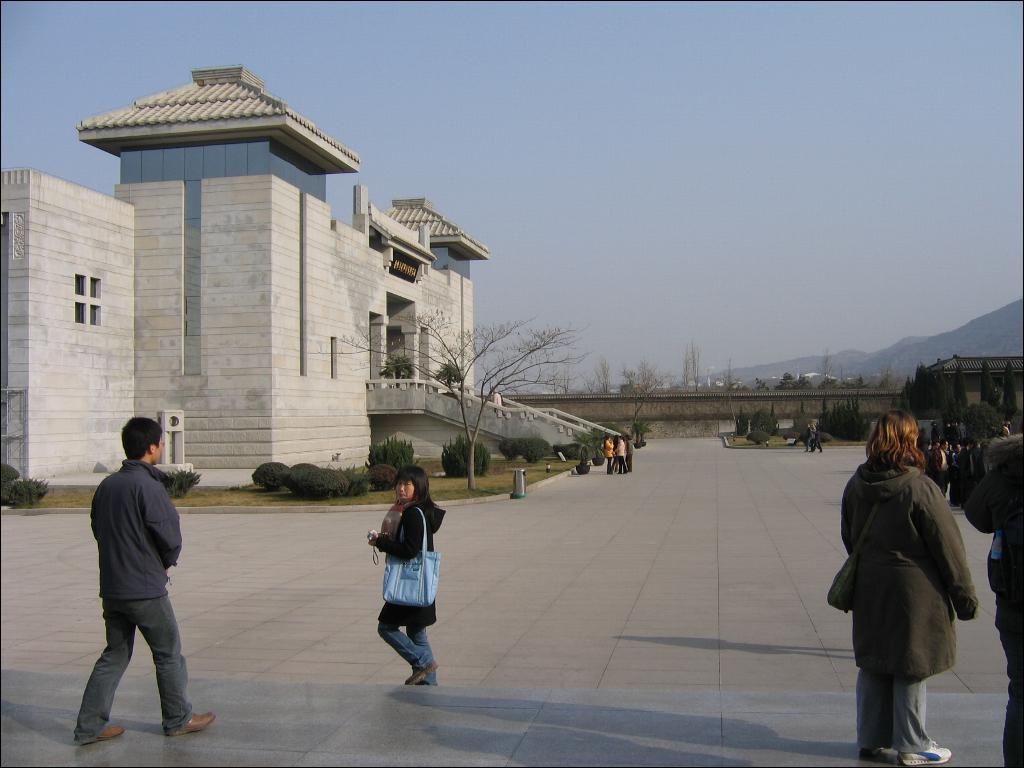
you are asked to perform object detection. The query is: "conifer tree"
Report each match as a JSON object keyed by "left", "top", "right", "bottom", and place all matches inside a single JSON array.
[
  {"left": 953, "top": 367, "right": 968, "bottom": 409},
  {"left": 1003, "top": 361, "right": 1018, "bottom": 419},
  {"left": 980, "top": 360, "right": 1000, "bottom": 408}
]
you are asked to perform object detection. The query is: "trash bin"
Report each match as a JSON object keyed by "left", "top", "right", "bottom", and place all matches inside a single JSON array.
[{"left": 511, "top": 468, "right": 527, "bottom": 499}]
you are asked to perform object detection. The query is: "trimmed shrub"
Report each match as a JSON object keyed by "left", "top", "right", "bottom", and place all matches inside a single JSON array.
[
  {"left": 747, "top": 430, "right": 771, "bottom": 445},
  {"left": 749, "top": 409, "right": 779, "bottom": 436},
  {"left": 286, "top": 465, "right": 345, "bottom": 499},
  {"left": 337, "top": 467, "right": 370, "bottom": 497},
  {"left": 735, "top": 410, "right": 750, "bottom": 435},
  {"left": 553, "top": 443, "right": 582, "bottom": 460},
  {"left": 965, "top": 402, "right": 1003, "bottom": 439},
  {"left": 3, "top": 478, "right": 49, "bottom": 507},
  {"left": 783, "top": 430, "right": 801, "bottom": 440},
  {"left": 162, "top": 470, "right": 202, "bottom": 499},
  {"left": 368, "top": 463, "right": 398, "bottom": 491},
  {"left": 367, "top": 437, "right": 414, "bottom": 470},
  {"left": 282, "top": 463, "right": 325, "bottom": 495},
  {"left": 519, "top": 438, "right": 551, "bottom": 463},
  {"left": 252, "top": 462, "right": 290, "bottom": 491},
  {"left": 1, "top": 463, "right": 19, "bottom": 486},
  {"left": 819, "top": 398, "right": 870, "bottom": 440},
  {"left": 497, "top": 438, "right": 521, "bottom": 460},
  {"left": 442, "top": 434, "right": 490, "bottom": 477}
]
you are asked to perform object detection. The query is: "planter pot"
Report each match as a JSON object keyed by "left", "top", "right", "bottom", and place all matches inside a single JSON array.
[
  {"left": 575, "top": 463, "right": 591, "bottom": 475},
  {"left": 592, "top": 457, "right": 605, "bottom": 466}
]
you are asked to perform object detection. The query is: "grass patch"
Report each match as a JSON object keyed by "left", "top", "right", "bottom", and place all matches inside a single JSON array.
[{"left": 30, "top": 458, "right": 575, "bottom": 509}]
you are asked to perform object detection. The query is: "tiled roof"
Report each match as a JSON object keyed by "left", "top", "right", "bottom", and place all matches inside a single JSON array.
[
  {"left": 387, "top": 198, "right": 490, "bottom": 260},
  {"left": 368, "top": 204, "right": 434, "bottom": 263},
  {"left": 77, "top": 66, "right": 359, "bottom": 172},
  {"left": 928, "top": 356, "right": 1023, "bottom": 373}
]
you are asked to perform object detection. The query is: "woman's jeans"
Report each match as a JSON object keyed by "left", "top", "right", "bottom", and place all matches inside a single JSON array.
[
  {"left": 856, "top": 669, "right": 930, "bottom": 752},
  {"left": 378, "top": 622, "right": 437, "bottom": 685},
  {"left": 74, "top": 596, "right": 192, "bottom": 743}
]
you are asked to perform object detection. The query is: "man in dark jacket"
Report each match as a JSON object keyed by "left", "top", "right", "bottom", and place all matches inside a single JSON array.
[
  {"left": 965, "top": 432, "right": 1023, "bottom": 768},
  {"left": 74, "top": 417, "right": 215, "bottom": 745}
]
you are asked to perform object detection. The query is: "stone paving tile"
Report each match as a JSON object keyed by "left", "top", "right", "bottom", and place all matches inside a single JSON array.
[{"left": 1, "top": 439, "right": 1012, "bottom": 766}]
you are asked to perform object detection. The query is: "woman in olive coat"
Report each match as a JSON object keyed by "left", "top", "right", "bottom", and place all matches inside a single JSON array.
[{"left": 841, "top": 410, "right": 977, "bottom": 766}]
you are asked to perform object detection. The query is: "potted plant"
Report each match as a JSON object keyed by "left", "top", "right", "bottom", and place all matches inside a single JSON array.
[
  {"left": 632, "top": 420, "right": 650, "bottom": 448},
  {"left": 380, "top": 354, "right": 414, "bottom": 379},
  {"left": 573, "top": 433, "right": 598, "bottom": 472}
]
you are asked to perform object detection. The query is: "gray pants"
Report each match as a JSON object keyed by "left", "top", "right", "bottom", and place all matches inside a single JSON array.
[
  {"left": 856, "top": 669, "right": 930, "bottom": 753},
  {"left": 74, "top": 595, "right": 192, "bottom": 744}
]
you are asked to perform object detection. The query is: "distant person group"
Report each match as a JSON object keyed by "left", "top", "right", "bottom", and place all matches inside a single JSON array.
[
  {"left": 805, "top": 420, "right": 824, "bottom": 453},
  {"left": 602, "top": 433, "right": 633, "bottom": 474}
]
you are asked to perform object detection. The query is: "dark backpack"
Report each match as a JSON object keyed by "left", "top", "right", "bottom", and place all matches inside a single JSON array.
[{"left": 988, "top": 494, "right": 1023, "bottom": 605}]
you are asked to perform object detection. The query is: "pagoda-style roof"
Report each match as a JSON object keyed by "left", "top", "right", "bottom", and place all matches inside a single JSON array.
[
  {"left": 77, "top": 66, "right": 360, "bottom": 174},
  {"left": 927, "top": 355, "right": 1023, "bottom": 373},
  {"left": 387, "top": 198, "right": 490, "bottom": 260}
]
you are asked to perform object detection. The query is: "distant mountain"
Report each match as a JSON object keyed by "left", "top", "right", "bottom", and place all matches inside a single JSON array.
[{"left": 732, "top": 299, "right": 1023, "bottom": 383}]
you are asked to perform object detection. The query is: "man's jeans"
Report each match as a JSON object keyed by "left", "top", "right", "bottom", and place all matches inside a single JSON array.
[
  {"left": 74, "top": 595, "right": 192, "bottom": 743},
  {"left": 378, "top": 623, "right": 437, "bottom": 685}
]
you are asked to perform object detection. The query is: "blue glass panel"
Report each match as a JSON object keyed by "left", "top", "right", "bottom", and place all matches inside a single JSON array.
[
  {"left": 185, "top": 180, "right": 201, "bottom": 219},
  {"left": 184, "top": 146, "right": 203, "bottom": 180},
  {"left": 308, "top": 174, "right": 326, "bottom": 201},
  {"left": 225, "top": 143, "right": 247, "bottom": 176},
  {"left": 247, "top": 141, "right": 269, "bottom": 174},
  {"left": 141, "top": 149, "right": 163, "bottom": 182},
  {"left": 120, "top": 151, "right": 142, "bottom": 183},
  {"left": 203, "top": 144, "right": 226, "bottom": 178},
  {"left": 163, "top": 147, "right": 185, "bottom": 180}
]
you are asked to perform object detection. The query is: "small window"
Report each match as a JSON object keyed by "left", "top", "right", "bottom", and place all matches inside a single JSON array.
[
  {"left": 90, "top": 277, "right": 101, "bottom": 299},
  {"left": 331, "top": 337, "right": 338, "bottom": 379},
  {"left": 75, "top": 302, "right": 86, "bottom": 324},
  {"left": 90, "top": 305, "right": 101, "bottom": 326},
  {"left": 75, "top": 274, "right": 86, "bottom": 295}
]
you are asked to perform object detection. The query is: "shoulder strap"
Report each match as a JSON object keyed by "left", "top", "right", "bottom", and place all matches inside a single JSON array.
[
  {"left": 414, "top": 507, "right": 428, "bottom": 553},
  {"left": 851, "top": 503, "right": 880, "bottom": 556}
]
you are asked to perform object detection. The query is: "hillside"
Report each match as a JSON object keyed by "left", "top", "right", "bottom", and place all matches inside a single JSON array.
[{"left": 732, "top": 299, "right": 1023, "bottom": 383}]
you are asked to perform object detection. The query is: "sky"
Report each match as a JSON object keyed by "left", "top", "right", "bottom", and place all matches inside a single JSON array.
[{"left": 2, "top": 1, "right": 1021, "bottom": 385}]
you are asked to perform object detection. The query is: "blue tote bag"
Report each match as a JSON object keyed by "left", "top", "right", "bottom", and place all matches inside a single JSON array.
[{"left": 382, "top": 507, "right": 441, "bottom": 607}]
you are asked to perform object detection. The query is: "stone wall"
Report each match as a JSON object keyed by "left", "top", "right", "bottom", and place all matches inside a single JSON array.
[
  {"left": 3, "top": 170, "right": 135, "bottom": 476},
  {"left": 515, "top": 390, "right": 902, "bottom": 436}
]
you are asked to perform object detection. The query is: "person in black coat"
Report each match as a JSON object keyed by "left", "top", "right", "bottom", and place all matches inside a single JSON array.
[{"left": 368, "top": 465, "right": 446, "bottom": 685}]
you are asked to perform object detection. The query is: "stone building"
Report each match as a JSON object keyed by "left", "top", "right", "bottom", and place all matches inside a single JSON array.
[{"left": 1, "top": 66, "right": 492, "bottom": 476}]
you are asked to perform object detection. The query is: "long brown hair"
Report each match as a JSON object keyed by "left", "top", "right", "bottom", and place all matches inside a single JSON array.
[{"left": 865, "top": 409, "right": 926, "bottom": 471}]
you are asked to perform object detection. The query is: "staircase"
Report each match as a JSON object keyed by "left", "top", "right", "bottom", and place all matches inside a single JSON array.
[{"left": 365, "top": 380, "right": 617, "bottom": 451}]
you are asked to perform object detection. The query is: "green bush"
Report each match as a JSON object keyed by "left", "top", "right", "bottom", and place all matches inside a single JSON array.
[
  {"left": 965, "top": 402, "right": 1004, "bottom": 439},
  {"left": 497, "top": 438, "right": 521, "bottom": 460},
  {"left": 367, "top": 437, "right": 414, "bottom": 470},
  {"left": 380, "top": 354, "right": 414, "bottom": 379},
  {"left": 819, "top": 398, "right": 870, "bottom": 440},
  {"left": 252, "top": 462, "right": 290, "bottom": 491},
  {"left": 2, "top": 478, "right": 49, "bottom": 507},
  {"left": 282, "top": 463, "right": 326, "bottom": 495},
  {"left": 162, "top": 470, "right": 202, "bottom": 499},
  {"left": 552, "top": 443, "right": 583, "bottom": 460},
  {"left": 749, "top": 409, "right": 779, "bottom": 436},
  {"left": 735, "top": 410, "right": 750, "bottom": 435},
  {"left": 442, "top": 434, "right": 490, "bottom": 477},
  {"left": 747, "top": 430, "right": 771, "bottom": 445},
  {"left": 285, "top": 465, "right": 346, "bottom": 499},
  {"left": 1, "top": 463, "right": 19, "bottom": 486},
  {"left": 819, "top": 431, "right": 834, "bottom": 444},
  {"left": 519, "top": 438, "right": 551, "bottom": 463},
  {"left": 368, "top": 463, "right": 398, "bottom": 491},
  {"left": 336, "top": 467, "right": 370, "bottom": 497}
]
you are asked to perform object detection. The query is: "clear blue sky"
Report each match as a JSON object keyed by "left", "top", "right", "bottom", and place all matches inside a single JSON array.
[{"left": 3, "top": 1, "right": 1021, "bottom": 383}]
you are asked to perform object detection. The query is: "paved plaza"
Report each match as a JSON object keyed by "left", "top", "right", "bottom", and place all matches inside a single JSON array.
[{"left": 1, "top": 439, "right": 1008, "bottom": 765}]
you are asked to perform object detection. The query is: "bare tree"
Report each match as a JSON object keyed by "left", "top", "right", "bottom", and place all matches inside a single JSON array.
[
  {"left": 821, "top": 348, "right": 834, "bottom": 386},
  {"left": 585, "top": 356, "right": 613, "bottom": 394},
  {"left": 620, "top": 360, "right": 670, "bottom": 426},
  {"left": 345, "top": 311, "right": 581, "bottom": 490},
  {"left": 683, "top": 340, "right": 702, "bottom": 392}
]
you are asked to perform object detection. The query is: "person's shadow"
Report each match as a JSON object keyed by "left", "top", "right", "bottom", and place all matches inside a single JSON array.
[
  {"left": 391, "top": 688, "right": 854, "bottom": 765},
  {"left": 617, "top": 634, "right": 853, "bottom": 660}
]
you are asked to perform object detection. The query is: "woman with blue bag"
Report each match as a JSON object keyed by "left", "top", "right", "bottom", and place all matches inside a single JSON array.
[{"left": 368, "top": 465, "right": 445, "bottom": 685}]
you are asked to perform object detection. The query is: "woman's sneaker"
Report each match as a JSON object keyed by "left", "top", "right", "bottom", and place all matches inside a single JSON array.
[{"left": 897, "top": 742, "right": 951, "bottom": 766}]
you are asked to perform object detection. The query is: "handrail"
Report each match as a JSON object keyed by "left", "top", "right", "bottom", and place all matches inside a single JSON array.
[{"left": 365, "top": 379, "right": 615, "bottom": 438}]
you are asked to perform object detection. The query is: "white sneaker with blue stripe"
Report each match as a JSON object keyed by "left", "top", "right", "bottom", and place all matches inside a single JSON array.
[{"left": 898, "top": 742, "right": 951, "bottom": 766}]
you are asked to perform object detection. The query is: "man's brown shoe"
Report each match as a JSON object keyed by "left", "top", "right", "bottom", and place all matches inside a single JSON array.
[
  {"left": 96, "top": 725, "right": 125, "bottom": 741},
  {"left": 404, "top": 661, "right": 438, "bottom": 685},
  {"left": 166, "top": 712, "right": 215, "bottom": 737}
]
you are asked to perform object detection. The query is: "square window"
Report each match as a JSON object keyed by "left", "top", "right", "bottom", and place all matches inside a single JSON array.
[
  {"left": 90, "top": 277, "right": 101, "bottom": 299},
  {"left": 75, "top": 274, "right": 86, "bottom": 295},
  {"left": 90, "top": 305, "right": 101, "bottom": 326},
  {"left": 75, "top": 302, "right": 86, "bottom": 324}
]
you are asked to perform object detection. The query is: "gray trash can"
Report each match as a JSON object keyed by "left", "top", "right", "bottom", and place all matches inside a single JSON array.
[{"left": 511, "top": 468, "right": 527, "bottom": 499}]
